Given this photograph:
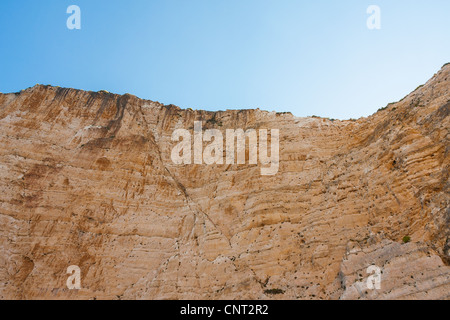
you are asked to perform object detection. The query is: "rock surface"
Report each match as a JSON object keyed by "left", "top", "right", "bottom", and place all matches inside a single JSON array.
[{"left": 0, "top": 65, "right": 449, "bottom": 300}]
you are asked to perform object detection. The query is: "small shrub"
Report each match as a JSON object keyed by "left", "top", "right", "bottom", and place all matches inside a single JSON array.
[
  {"left": 402, "top": 236, "right": 411, "bottom": 244},
  {"left": 379, "top": 102, "right": 398, "bottom": 112},
  {"left": 207, "top": 117, "right": 223, "bottom": 127},
  {"left": 264, "top": 288, "right": 285, "bottom": 295}
]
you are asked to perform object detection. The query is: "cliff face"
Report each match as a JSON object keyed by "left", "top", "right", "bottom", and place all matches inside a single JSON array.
[{"left": 0, "top": 66, "right": 449, "bottom": 300}]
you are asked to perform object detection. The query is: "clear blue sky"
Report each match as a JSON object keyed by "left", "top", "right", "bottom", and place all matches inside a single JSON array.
[{"left": 0, "top": 0, "right": 449, "bottom": 119}]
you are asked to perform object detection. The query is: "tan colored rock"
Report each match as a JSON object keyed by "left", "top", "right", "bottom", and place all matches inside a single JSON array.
[
  {"left": 0, "top": 65, "right": 449, "bottom": 300},
  {"left": 340, "top": 238, "right": 450, "bottom": 300}
]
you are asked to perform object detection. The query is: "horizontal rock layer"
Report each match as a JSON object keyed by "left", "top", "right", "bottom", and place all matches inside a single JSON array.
[{"left": 0, "top": 65, "right": 449, "bottom": 300}]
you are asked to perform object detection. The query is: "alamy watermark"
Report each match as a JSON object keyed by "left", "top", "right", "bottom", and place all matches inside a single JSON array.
[
  {"left": 64, "top": 5, "right": 380, "bottom": 31},
  {"left": 65, "top": 5, "right": 380, "bottom": 31},
  {"left": 66, "top": 265, "right": 81, "bottom": 290},
  {"left": 367, "top": 5, "right": 381, "bottom": 30},
  {"left": 171, "top": 121, "right": 279, "bottom": 176},
  {"left": 67, "top": 5, "right": 81, "bottom": 30},
  {"left": 366, "top": 265, "right": 381, "bottom": 290}
]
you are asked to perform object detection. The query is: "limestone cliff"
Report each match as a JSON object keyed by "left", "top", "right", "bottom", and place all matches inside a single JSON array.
[{"left": 0, "top": 65, "right": 449, "bottom": 300}]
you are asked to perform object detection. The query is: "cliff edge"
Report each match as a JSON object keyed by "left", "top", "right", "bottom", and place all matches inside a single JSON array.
[{"left": 0, "top": 65, "right": 449, "bottom": 300}]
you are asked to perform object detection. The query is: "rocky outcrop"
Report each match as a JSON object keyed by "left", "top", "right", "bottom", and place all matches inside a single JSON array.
[
  {"left": 340, "top": 239, "right": 450, "bottom": 300},
  {"left": 0, "top": 65, "right": 449, "bottom": 300}
]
